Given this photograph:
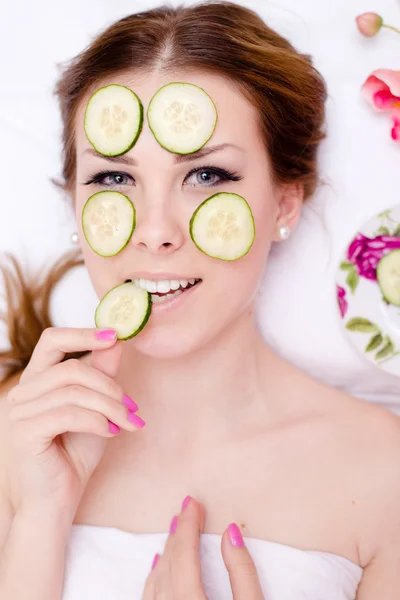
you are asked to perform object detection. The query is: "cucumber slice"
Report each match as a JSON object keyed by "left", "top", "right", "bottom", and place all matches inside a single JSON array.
[
  {"left": 95, "top": 281, "right": 152, "bottom": 340},
  {"left": 147, "top": 82, "right": 217, "bottom": 154},
  {"left": 377, "top": 249, "right": 400, "bottom": 306},
  {"left": 189, "top": 192, "right": 255, "bottom": 261},
  {"left": 84, "top": 84, "right": 143, "bottom": 156},
  {"left": 82, "top": 191, "right": 135, "bottom": 257}
]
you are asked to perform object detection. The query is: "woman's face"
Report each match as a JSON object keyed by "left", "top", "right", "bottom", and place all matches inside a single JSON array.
[{"left": 74, "top": 70, "right": 302, "bottom": 357}]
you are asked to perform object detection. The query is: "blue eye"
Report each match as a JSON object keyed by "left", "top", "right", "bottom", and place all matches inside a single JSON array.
[
  {"left": 83, "top": 171, "right": 134, "bottom": 187},
  {"left": 184, "top": 166, "right": 242, "bottom": 188}
]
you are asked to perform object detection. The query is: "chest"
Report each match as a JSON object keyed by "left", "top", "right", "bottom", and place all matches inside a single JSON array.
[{"left": 73, "top": 426, "right": 359, "bottom": 562}]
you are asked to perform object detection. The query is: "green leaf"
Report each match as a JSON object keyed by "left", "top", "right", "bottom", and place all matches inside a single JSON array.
[
  {"left": 340, "top": 261, "right": 354, "bottom": 271},
  {"left": 346, "top": 269, "right": 359, "bottom": 294},
  {"left": 345, "top": 317, "right": 379, "bottom": 333},
  {"left": 392, "top": 224, "right": 400, "bottom": 237},
  {"left": 375, "top": 339, "right": 394, "bottom": 360},
  {"left": 378, "top": 210, "right": 391, "bottom": 219},
  {"left": 377, "top": 226, "right": 390, "bottom": 235},
  {"left": 365, "top": 333, "right": 383, "bottom": 352}
]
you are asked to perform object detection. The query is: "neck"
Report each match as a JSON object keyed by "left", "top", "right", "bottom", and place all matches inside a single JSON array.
[{"left": 119, "top": 308, "right": 286, "bottom": 439}]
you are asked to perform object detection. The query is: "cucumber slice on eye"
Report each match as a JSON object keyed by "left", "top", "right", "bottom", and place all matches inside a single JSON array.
[
  {"left": 377, "top": 249, "right": 400, "bottom": 306},
  {"left": 189, "top": 192, "right": 255, "bottom": 261},
  {"left": 84, "top": 84, "right": 143, "bottom": 156},
  {"left": 147, "top": 82, "right": 217, "bottom": 154},
  {"left": 82, "top": 190, "right": 135, "bottom": 257},
  {"left": 95, "top": 281, "right": 152, "bottom": 340}
]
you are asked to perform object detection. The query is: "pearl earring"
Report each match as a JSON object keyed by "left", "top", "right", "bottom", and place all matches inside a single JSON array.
[
  {"left": 278, "top": 225, "right": 291, "bottom": 241},
  {"left": 71, "top": 232, "right": 79, "bottom": 244}
]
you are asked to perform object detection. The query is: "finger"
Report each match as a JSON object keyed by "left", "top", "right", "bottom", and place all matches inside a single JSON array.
[
  {"left": 142, "top": 572, "right": 156, "bottom": 600},
  {"left": 21, "top": 327, "right": 118, "bottom": 381},
  {"left": 8, "top": 359, "right": 126, "bottom": 405},
  {"left": 8, "top": 386, "right": 145, "bottom": 433},
  {"left": 11, "top": 404, "right": 121, "bottom": 455},
  {"left": 91, "top": 340, "right": 123, "bottom": 379},
  {"left": 164, "top": 497, "right": 205, "bottom": 597},
  {"left": 221, "top": 524, "right": 264, "bottom": 600}
]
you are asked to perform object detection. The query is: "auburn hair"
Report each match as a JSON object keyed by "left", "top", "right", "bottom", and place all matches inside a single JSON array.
[{"left": 0, "top": 1, "right": 327, "bottom": 383}]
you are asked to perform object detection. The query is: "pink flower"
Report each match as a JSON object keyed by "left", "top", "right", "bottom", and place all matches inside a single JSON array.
[
  {"left": 361, "top": 69, "right": 400, "bottom": 143},
  {"left": 356, "top": 12, "right": 383, "bottom": 37},
  {"left": 347, "top": 233, "right": 400, "bottom": 280},
  {"left": 337, "top": 285, "right": 348, "bottom": 318}
]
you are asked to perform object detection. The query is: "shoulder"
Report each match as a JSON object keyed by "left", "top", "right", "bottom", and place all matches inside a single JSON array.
[{"left": 328, "top": 390, "right": 400, "bottom": 566}]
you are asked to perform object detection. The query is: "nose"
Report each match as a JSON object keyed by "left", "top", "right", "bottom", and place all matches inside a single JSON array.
[{"left": 130, "top": 201, "right": 185, "bottom": 255}]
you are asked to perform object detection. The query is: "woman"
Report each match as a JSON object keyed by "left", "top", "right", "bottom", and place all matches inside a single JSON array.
[{"left": 0, "top": 2, "right": 399, "bottom": 599}]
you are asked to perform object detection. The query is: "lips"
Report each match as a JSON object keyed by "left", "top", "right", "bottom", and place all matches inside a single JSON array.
[{"left": 124, "top": 278, "right": 202, "bottom": 304}]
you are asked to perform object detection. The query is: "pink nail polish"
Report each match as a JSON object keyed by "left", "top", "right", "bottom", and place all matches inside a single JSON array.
[
  {"left": 127, "top": 412, "right": 146, "bottom": 428},
  {"left": 182, "top": 496, "right": 192, "bottom": 512},
  {"left": 108, "top": 421, "right": 121, "bottom": 435},
  {"left": 169, "top": 516, "right": 179, "bottom": 534},
  {"left": 123, "top": 394, "right": 138, "bottom": 412},
  {"left": 228, "top": 523, "right": 244, "bottom": 548},
  {"left": 96, "top": 329, "right": 117, "bottom": 341},
  {"left": 151, "top": 553, "right": 160, "bottom": 570}
]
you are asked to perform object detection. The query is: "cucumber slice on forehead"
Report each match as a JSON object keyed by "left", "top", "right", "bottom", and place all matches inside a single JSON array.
[
  {"left": 95, "top": 281, "right": 152, "bottom": 340},
  {"left": 190, "top": 192, "right": 255, "bottom": 261},
  {"left": 147, "top": 82, "right": 217, "bottom": 154},
  {"left": 82, "top": 191, "right": 135, "bottom": 257},
  {"left": 377, "top": 250, "right": 400, "bottom": 306},
  {"left": 84, "top": 84, "right": 143, "bottom": 156}
]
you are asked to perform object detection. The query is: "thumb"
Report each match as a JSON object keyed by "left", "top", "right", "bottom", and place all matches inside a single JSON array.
[
  {"left": 90, "top": 340, "right": 123, "bottom": 378},
  {"left": 221, "top": 524, "right": 264, "bottom": 600}
]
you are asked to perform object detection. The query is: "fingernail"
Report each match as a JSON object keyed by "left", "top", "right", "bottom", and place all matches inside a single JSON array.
[
  {"left": 169, "top": 516, "right": 179, "bottom": 534},
  {"left": 123, "top": 394, "right": 138, "bottom": 412},
  {"left": 127, "top": 412, "right": 146, "bottom": 428},
  {"left": 151, "top": 553, "right": 160, "bottom": 570},
  {"left": 228, "top": 523, "right": 244, "bottom": 548},
  {"left": 108, "top": 421, "right": 121, "bottom": 435},
  {"left": 96, "top": 329, "right": 117, "bottom": 341},
  {"left": 182, "top": 496, "right": 192, "bottom": 512}
]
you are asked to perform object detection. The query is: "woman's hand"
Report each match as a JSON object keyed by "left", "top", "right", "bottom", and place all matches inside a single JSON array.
[
  {"left": 5, "top": 327, "right": 145, "bottom": 519},
  {"left": 142, "top": 496, "right": 264, "bottom": 600}
]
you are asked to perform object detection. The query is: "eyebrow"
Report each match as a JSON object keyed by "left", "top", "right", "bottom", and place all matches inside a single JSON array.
[{"left": 82, "top": 143, "right": 243, "bottom": 165}]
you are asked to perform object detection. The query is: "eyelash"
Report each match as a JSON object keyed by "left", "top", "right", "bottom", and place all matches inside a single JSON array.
[{"left": 83, "top": 165, "right": 243, "bottom": 188}]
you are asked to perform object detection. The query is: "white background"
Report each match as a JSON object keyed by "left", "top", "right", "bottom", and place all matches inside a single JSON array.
[{"left": 0, "top": 0, "right": 399, "bottom": 406}]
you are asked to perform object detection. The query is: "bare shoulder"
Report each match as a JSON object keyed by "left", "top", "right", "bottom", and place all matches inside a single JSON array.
[{"left": 325, "top": 387, "right": 400, "bottom": 565}]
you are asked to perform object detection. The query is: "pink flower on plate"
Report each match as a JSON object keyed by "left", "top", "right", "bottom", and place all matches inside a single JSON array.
[
  {"left": 361, "top": 69, "right": 400, "bottom": 142},
  {"left": 347, "top": 233, "right": 400, "bottom": 280},
  {"left": 337, "top": 285, "right": 348, "bottom": 318}
]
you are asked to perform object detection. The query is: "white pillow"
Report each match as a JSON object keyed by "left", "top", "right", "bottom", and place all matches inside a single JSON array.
[{"left": 0, "top": 0, "right": 398, "bottom": 408}]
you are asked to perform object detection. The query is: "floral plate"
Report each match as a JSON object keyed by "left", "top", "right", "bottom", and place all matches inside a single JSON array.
[{"left": 336, "top": 204, "right": 400, "bottom": 377}]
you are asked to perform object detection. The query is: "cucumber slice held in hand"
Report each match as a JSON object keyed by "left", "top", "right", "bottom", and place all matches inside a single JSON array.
[
  {"left": 82, "top": 190, "right": 135, "bottom": 257},
  {"left": 377, "top": 249, "right": 400, "bottom": 306},
  {"left": 147, "top": 82, "right": 217, "bottom": 154},
  {"left": 190, "top": 192, "right": 255, "bottom": 261},
  {"left": 95, "top": 281, "right": 152, "bottom": 340},
  {"left": 84, "top": 84, "right": 143, "bottom": 156}
]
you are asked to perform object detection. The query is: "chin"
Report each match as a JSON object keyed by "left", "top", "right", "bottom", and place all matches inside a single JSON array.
[{"left": 125, "top": 324, "right": 204, "bottom": 359}]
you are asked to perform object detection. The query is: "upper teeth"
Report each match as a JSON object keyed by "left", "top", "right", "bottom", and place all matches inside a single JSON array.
[{"left": 134, "top": 278, "right": 197, "bottom": 294}]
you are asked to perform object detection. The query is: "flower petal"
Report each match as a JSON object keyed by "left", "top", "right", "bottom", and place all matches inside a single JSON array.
[
  {"left": 374, "top": 89, "right": 395, "bottom": 110},
  {"left": 372, "top": 69, "right": 400, "bottom": 97},
  {"left": 391, "top": 106, "right": 400, "bottom": 127},
  {"left": 361, "top": 75, "right": 390, "bottom": 111},
  {"left": 391, "top": 123, "right": 400, "bottom": 143}
]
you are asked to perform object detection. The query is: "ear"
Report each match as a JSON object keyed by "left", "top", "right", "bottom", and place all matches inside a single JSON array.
[{"left": 272, "top": 182, "right": 304, "bottom": 242}]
